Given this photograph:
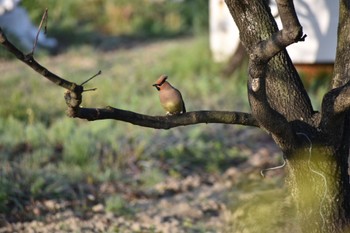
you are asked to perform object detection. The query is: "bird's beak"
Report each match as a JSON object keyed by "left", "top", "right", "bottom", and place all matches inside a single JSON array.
[{"left": 152, "top": 84, "right": 160, "bottom": 91}]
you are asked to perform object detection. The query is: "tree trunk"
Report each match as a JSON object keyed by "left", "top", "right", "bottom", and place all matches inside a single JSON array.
[
  {"left": 225, "top": 0, "right": 350, "bottom": 232},
  {"left": 286, "top": 141, "right": 350, "bottom": 232}
]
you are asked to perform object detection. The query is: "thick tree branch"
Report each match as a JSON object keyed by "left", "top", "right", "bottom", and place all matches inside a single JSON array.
[
  {"left": 332, "top": 0, "right": 350, "bottom": 88},
  {"left": 244, "top": 0, "right": 307, "bottom": 149},
  {"left": 333, "top": 83, "right": 350, "bottom": 115},
  {"left": 225, "top": 0, "right": 313, "bottom": 124},
  {"left": 67, "top": 106, "right": 259, "bottom": 129},
  {"left": 276, "top": 0, "right": 300, "bottom": 32},
  {"left": 251, "top": 0, "right": 305, "bottom": 63},
  {"left": 63, "top": 88, "right": 258, "bottom": 128},
  {"left": 248, "top": 61, "right": 296, "bottom": 150},
  {"left": 321, "top": 81, "right": 350, "bottom": 132}
]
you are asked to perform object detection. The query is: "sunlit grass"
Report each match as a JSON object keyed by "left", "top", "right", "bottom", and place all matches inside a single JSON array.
[
  {"left": 0, "top": 31, "right": 329, "bottom": 227},
  {"left": 0, "top": 35, "right": 256, "bottom": 215}
]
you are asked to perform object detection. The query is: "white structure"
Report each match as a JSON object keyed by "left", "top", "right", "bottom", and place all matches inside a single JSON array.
[
  {"left": 209, "top": 0, "right": 240, "bottom": 62},
  {"left": 209, "top": 0, "right": 338, "bottom": 64},
  {"left": 0, "top": 0, "right": 57, "bottom": 50}
]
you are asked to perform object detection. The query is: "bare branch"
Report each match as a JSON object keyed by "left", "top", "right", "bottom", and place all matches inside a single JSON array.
[
  {"left": 81, "top": 70, "right": 102, "bottom": 86},
  {"left": 63, "top": 87, "right": 258, "bottom": 128},
  {"left": 31, "top": 8, "right": 48, "bottom": 55},
  {"left": 276, "top": 0, "right": 301, "bottom": 32},
  {"left": 251, "top": 0, "right": 306, "bottom": 63},
  {"left": 0, "top": 27, "right": 77, "bottom": 91},
  {"left": 67, "top": 107, "right": 259, "bottom": 129}
]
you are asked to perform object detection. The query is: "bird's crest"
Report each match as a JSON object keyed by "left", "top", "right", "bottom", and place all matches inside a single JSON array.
[{"left": 154, "top": 75, "right": 168, "bottom": 86}]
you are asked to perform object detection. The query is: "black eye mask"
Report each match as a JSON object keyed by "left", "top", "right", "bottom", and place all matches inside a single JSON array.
[{"left": 152, "top": 76, "right": 167, "bottom": 91}]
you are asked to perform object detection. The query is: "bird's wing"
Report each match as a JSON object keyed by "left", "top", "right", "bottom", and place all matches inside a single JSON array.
[{"left": 182, "top": 98, "right": 186, "bottom": 113}]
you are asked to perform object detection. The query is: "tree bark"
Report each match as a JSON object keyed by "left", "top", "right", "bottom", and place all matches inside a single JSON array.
[{"left": 225, "top": 0, "right": 350, "bottom": 232}]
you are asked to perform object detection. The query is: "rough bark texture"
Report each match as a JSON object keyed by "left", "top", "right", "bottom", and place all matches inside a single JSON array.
[
  {"left": 225, "top": 0, "right": 350, "bottom": 232},
  {"left": 226, "top": 0, "right": 314, "bottom": 123}
]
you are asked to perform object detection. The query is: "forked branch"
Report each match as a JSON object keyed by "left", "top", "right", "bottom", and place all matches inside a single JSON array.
[
  {"left": 246, "top": 0, "right": 306, "bottom": 149},
  {"left": 0, "top": 27, "right": 77, "bottom": 91},
  {"left": 251, "top": 0, "right": 306, "bottom": 64}
]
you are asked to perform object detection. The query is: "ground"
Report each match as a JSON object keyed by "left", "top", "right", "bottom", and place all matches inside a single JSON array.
[
  {"left": 0, "top": 36, "right": 290, "bottom": 233},
  {"left": 0, "top": 130, "right": 284, "bottom": 233}
]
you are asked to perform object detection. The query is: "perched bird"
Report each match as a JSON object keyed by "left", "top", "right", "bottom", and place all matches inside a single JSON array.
[{"left": 152, "top": 75, "right": 186, "bottom": 115}]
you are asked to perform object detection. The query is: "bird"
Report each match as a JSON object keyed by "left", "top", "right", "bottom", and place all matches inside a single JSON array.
[{"left": 152, "top": 75, "right": 186, "bottom": 115}]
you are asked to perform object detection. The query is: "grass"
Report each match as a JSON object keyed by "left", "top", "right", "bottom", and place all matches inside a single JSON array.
[
  {"left": 0, "top": 41, "right": 330, "bottom": 232},
  {"left": 0, "top": 2, "right": 333, "bottom": 231},
  {"left": 0, "top": 34, "right": 254, "bottom": 218},
  {"left": 19, "top": 0, "right": 208, "bottom": 46},
  {"left": 0, "top": 20, "right": 330, "bottom": 231},
  {"left": 0, "top": 33, "right": 328, "bottom": 230}
]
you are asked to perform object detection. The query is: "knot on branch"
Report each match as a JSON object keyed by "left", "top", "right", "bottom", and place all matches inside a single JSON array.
[
  {"left": 286, "top": 26, "right": 304, "bottom": 43},
  {"left": 251, "top": 78, "right": 260, "bottom": 92},
  {"left": 64, "top": 86, "right": 83, "bottom": 117},
  {"left": 64, "top": 90, "right": 82, "bottom": 107}
]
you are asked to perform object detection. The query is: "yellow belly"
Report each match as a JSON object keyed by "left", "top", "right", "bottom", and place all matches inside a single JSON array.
[{"left": 163, "top": 101, "right": 181, "bottom": 114}]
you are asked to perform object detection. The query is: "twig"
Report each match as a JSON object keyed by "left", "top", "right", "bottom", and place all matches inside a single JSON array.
[
  {"left": 32, "top": 8, "right": 48, "bottom": 55},
  {"left": 81, "top": 70, "right": 102, "bottom": 86},
  {"left": 83, "top": 88, "right": 97, "bottom": 92}
]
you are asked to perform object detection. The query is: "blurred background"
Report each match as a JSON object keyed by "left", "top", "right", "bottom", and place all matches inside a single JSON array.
[{"left": 0, "top": 0, "right": 331, "bottom": 232}]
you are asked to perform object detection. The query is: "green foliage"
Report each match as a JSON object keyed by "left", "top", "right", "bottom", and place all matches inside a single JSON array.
[
  {"left": 0, "top": 35, "right": 251, "bottom": 220},
  {"left": 21, "top": 0, "right": 208, "bottom": 41},
  {"left": 139, "top": 165, "right": 165, "bottom": 188},
  {"left": 62, "top": 127, "right": 96, "bottom": 166},
  {"left": 299, "top": 72, "right": 331, "bottom": 109},
  {"left": 0, "top": 117, "right": 25, "bottom": 148},
  {"left": 225, "top": 176, "right": 297, "bottom": 233},
  {"left": 0, "top": 178, "right": 11, "bottom": 212},
  {"left": 105, "top": 194, "right": 134, "bottom": 216},
  {"left": 155, "top": 126, "right": 249, "bottom": 174}
]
